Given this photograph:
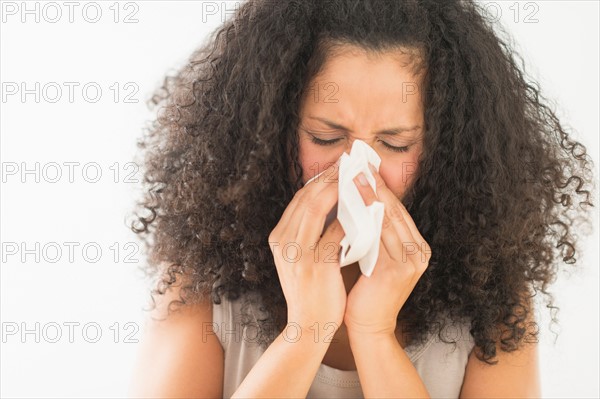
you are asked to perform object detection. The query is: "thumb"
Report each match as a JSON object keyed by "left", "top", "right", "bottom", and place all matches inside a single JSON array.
[{"left": 318, "top": 218, "right": 345, "bottom": 264}]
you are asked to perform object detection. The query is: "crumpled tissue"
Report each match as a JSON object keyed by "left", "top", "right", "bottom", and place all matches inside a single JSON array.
[{"left": 304, "top": 139, "right": 385, "bottom": 277}]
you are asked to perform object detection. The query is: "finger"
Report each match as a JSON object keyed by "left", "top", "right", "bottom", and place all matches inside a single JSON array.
[
  {"left": 351, "top": 171, "right": 407, "bottom": 264},
  {"left": 276, "top": 160, "right": 339, "bottom": 233},
  {"left": 378, "top": 212, "right": 405, "bottom": 263},
  {"left": 352, "top": 172, "right": 379, "bottom": 206},
  {"left": 295, "top": 180, "right": 339, "bottom": 249},
  {"left": 369, "top": 164, "right": 431, "bottom": 267},
  {"left": 363, "top": 164, "right": 424, "bottom": 263},
  {"left": 380, "top": 202, "right": 422, "bottom": 264},
  {"left": 318, "top": 218, "right": 345, "bottom": 266},
  {"left": 367, "top": 163, "right": 424, "bottom": 246},
  {"left": 293, "top": 165, "right": 340, "bottom": 247},
  {"left": 369, "top": 163, "right": 427, "bottom": 246}
]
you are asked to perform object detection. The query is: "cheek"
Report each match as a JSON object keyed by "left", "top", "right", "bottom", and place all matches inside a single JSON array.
[
  {"left": 378, "top": 153, "right": 420, "bottom": 197},
  {"left": 298, "top": 138, "right": 330, "bottom": 185}
]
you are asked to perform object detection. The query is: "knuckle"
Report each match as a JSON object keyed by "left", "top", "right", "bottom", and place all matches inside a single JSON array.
[
  {"left": 268, "top": 229, "right": 278, "bottom": 243},
  {"left": 292, "top": 187, "right": 307, "bottom": 204},
  {"left": 304, "top": 200, "right": 322, "bottom": 217},
  {"left": 387, "top": 204, "right": 404, "bottom": 222},
  {"left": 404, "top": 241, "right": 422, "bottom": 258},
  {"left": 296, "top": 191, "right": 310, "bottom": 208},
  {"left": 381, "top": 214, "right": 394, "bottom": 231},
  {"left": 290, "top": 190, "right": 301, "bottom": 204},
  {"left": 423, "top": 243, "right": 432, "bottom": 260},
  {"left": 416, "top": 242, "right": 432, "bottom": 264}
]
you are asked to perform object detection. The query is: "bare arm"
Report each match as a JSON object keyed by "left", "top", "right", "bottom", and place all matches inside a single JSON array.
[
  {"left": 231, "top": 161, "right": 347, "bottom": 397},
  {"left": 128, "top": 267, "right": 223, "bottom": 398},
  {"left": 348, "top": 330, "right": 430, "bottom": 398},
  {"left": 459, "top": 307, "right": 541, "bottom": 398},
  {"left": 231, "top": 324, "right": 334, "bottom": 399}
]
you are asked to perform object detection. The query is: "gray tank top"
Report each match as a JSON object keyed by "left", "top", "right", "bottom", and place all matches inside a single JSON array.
[{"left": 212, "top": 292, "right": 476, "bottom": 398}]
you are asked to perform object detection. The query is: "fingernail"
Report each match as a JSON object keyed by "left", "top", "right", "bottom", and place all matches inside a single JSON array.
[
  {"left": 356, "top": 172, "right": 368, "bottom": 186},
  {"left": 368, "top": 163, "right": 377, "bottom": 174}
]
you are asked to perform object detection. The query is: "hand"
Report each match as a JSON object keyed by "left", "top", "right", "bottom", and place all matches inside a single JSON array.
[
  {"left": 344, "top": 163, "right": 432, "bottom": 336},
  {"left": 269, "top": 161, "right": 347, "bottom": 335}
]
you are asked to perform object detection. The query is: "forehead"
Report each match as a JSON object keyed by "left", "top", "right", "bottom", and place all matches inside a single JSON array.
[
  {"left": 322, "top": 44, "right": 424, "bottom": 76},
  {"left": 300, "top": 47, "right": 425, "bottom": 126}
]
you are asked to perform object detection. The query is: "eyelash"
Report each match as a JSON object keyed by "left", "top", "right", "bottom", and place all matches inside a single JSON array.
[{"left": 309, "top": 135, "right": 410, "bottom": 153}]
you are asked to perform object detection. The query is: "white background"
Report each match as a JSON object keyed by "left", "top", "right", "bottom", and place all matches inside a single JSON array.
[{"left": 1, "top": 1, "right": 598, "bottom": 398}]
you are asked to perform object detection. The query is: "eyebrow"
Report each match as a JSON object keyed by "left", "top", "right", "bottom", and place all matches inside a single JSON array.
[{"left": 308, "top": 116, "right": 422, "bottom": 136}]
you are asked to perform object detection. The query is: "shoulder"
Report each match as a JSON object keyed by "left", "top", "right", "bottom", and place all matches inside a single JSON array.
[
  {"left": 416, "top": 311, "right": 477, "bottom": 359},
  {"left": 212, "top": 289, "right": 272, "bottom": 349},
  {"left": 129, "top": 263, "right": 224, "bottom": 398},
  {"left": 402, "top": 312, "right": 476, "bottom": 398},
  {"left": 459, "top": 309, "right": 541, "bottom": 398}
]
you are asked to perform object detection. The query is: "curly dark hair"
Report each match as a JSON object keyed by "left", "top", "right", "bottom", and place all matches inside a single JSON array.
[{"left": 130, "top": 0, "right": 596, "bottom": 365}]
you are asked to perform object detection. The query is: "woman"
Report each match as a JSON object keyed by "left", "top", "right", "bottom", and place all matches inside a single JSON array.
[{"left": 129, "top": 0, "right": 596, "bottom": 397}]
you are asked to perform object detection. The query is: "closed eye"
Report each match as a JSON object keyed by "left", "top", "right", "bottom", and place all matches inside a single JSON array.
[{"left": 309, "top": 135, "right": 410, "bottom": 153}]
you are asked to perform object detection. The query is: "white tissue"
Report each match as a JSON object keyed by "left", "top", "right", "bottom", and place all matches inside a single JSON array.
[{"left": 304, "top": 140, "right": 385, "bottom": 277}]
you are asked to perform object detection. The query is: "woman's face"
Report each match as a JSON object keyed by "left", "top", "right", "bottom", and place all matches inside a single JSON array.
[{"left": 297, "top": 46, "right": 425, "bottom": 202}]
